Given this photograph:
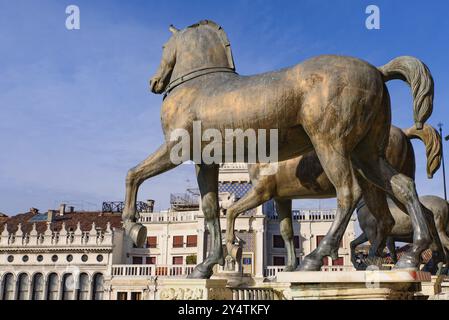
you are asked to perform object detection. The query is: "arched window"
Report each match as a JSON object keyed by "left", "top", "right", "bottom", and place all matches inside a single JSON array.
[
  {"left": 17, "top": 273, "right": 30, "bottom": 300},
  {"left": 92, "top": 273, "right": 104, "bottom": 300},
  {"left": 77, "top": 273, "right": 89, "bottom": 300},
  {"left": 62, "top": 273, "right": 74, "bottom": 300},
  {"left": 47, "top": 273, "right": 59, "bottom": 300},
  {"left": 32, "top": 273, "right": 44, "bottom": 300},
  {"left": 2, "top": 273, "right": 15, "bottom": 300}
]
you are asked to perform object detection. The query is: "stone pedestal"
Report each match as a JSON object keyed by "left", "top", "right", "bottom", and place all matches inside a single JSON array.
[
  {"left": 428, "top": 275, "right": 449, "bottom": 300},
  {"left": 270, "top": 270, "right": 430, "bottom": 300},
  {"left": 418, "top": 275, "right": 443, "bottom": 298},
  {"left": 211, "top": 271, "right": 255, "bottom": 287},
  {"left": 156, "top": 279, "right": 232, "bottom": 300}
]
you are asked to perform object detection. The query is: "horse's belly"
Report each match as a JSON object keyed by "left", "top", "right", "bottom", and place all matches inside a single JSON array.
[
  {"left": 390, "top": 213, "right": 413, "bottom": 236},
  {"left": 275, "top": 155, "right": 336, "bottom": 199}
]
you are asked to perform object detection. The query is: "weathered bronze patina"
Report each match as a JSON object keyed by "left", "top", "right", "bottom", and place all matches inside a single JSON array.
[
  {"left": 225, "top": 125, "right": 442, "bottom": 270},
  {"left": 353, "top": 195, "right": 449, "bottom": 272},
  {"left": 123, "top": 20, "right": 434, "bottom": 278}
]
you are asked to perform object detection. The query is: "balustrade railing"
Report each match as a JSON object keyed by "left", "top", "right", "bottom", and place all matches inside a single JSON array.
[
  {"left": 111, "top": 264, "right": 195, "bottom": 277},
  {"left": 264, "top": 264, "right": 355, "bottom": 278}
]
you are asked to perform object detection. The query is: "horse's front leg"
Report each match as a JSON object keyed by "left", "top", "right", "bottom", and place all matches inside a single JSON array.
[
  {"left": 123, "top": 143, "right": 179, "bottom": 247},
  {"left": 275, "top": 199, "right": 297, "bottom": 271},
  {"left": 225, "top": 185, "right": 271, "bottom": 260},
  {"left": 350, "top": 233, "right": 368, "bottom": 268},
  {"left": 188, "top": 164, "right": 223, "bottom": 279}
]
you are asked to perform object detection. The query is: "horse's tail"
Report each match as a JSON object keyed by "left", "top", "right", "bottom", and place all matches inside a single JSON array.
[
  {"left": 403, "top": 124, "right": 442, "bottom": 178},
  {"left": 378, "top": 56, "right": 434, "bottom": 129}
]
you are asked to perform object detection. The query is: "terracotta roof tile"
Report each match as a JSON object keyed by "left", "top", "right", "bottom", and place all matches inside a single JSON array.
[{"left": 0, "top": 210, "right": 123, "bottom": 234}]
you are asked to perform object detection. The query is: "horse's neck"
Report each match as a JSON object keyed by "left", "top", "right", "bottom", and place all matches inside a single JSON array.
[{"left": 171, "top": 49, "right": 232, "bottom": 80}]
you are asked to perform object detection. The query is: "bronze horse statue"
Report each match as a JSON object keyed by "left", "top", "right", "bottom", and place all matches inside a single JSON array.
[
  {"left": 352, "top": 195, "right": 449, "bottom": 271},
  {"left": 122, "top": 20, "right": 434, "bottom": 278},
  {"left": 224, "top": 124, "right": 442, "bottom": 270}
]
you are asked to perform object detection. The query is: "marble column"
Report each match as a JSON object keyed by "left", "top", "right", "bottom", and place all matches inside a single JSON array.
[{"left": 255, "top": 227, "right": 265, "bottom": 278}]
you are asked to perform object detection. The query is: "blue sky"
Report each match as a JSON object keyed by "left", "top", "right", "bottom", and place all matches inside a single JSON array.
[{"left": 0, "top": 0, "right": 448, "bottom": 214}]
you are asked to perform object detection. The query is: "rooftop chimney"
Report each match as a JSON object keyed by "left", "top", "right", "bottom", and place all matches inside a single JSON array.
[
  {"left": 59, "top": 204, "right": 66, "bottom": 216},
  {"left": 68, "top": 206, "right": 75, "bottom": 213},
  {"left": 47, "top": 210, "right": 56, "bottom": 222}
]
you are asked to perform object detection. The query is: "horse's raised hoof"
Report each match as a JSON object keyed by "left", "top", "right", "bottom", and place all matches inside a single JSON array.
[
  {"left": 124, "top": 221, "right": 147, "bottom": 248},
  {"left": 393, "top": 252, "right": 419, "bottom": 270},
  {"left": 226, "top": 243, "right": 242, "bottom": 261},
  {"left": 187, "top": 264, "right": 213, "bottom": 279},
  {"left": 298, "top": 256, "right": 322, "bottom": 271}
]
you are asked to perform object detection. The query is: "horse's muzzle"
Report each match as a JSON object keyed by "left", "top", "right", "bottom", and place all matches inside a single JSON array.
[{"left": 149, "top": 78, "right": 159, "bottom": 93}]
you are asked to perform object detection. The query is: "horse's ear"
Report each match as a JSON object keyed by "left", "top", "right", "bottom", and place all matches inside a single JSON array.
[{"left": 169, "top": 24, "right": 179, "bottom": 34}]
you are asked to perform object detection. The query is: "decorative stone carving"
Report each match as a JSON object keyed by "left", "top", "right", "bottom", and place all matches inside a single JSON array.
[{"left": 159, "top": 287, "right": 204, "bottom": 300}]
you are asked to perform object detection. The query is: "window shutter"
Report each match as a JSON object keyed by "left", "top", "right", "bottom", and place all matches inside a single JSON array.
[
  {"left": 147, "top": 236, "right": 157, "bottom": 248},
  {"left": 186, "top": 235, "right": 197, "bottom": 247},
  {"left": 173, "top": 236, "right": 184, "bottom": 248}
]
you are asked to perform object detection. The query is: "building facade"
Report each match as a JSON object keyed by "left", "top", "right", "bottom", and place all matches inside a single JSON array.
[{"left": 0, "top": 164, "right": 356, "bottom": 300}]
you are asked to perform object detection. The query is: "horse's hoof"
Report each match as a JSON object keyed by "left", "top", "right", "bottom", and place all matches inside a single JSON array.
[
  {"left": 298, "top": 257, "right": 322, "bottom": 271},
  {"left": 394, "top": 253, "right": 419, "bottom": 270},
  {"left": 226, "top": 243, "right": 242, "bottom": 261},
  {"left": 187, "top": 265, "right": 213, "bottom": 279},
  {"left": 124, "top": 221, "right": 147, "bottom": 248}
]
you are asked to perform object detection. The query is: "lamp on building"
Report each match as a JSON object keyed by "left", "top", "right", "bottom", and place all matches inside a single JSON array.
[{"left": 438, "top": 123, "right": 447, "bottom": 200}]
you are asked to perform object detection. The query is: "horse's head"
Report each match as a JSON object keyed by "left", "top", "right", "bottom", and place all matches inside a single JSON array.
[
  {"left": 150, "top": 20, "right": 235, "bottom": 94},
  {"left": 150, "top": 25, "right": 178, "bottom": 94}
]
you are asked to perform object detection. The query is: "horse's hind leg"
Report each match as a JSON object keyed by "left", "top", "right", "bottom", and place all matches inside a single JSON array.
[
  {"left": 299, "top": 143, "right": 362, "bottom": 271},
  {"left": 353, "top": 156, "right": 432, "bottom": 269},
  {"left": 275, "top": 199, "right": 297, "bottom": 271},
  {"left": 188, "top": 164, "right": 222, "bottom": 279},
  {"left": 356, "top": 178, "right": 395, "bottom": 259},
  {"left": 123, "top": 143, "right": 179, "bottom": 247},
  {"left": 386, "top": 237, "right": 398, "bottom": 264}
]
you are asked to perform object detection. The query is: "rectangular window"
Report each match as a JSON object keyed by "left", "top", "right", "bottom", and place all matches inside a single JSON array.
[
  {"left": 332, "top": 257, "right": 344, "bottom": 266},
  {"left": 293, "top": 236, "right": 300, "bottom": 249},
  {"left": 146, "top": 256, "right": 156, "bottom": 264},
  {"left": 172, "top": 256, "right": 183, "bottom": 265},
  {"left": 173, "top": 236, "right": 184, "bottom": 248},
  {"left": 186, "top": 255, "right": 197, "bottom": 265},
  {"left": 132, "top": 256, "right": 143, "bottom": 264},
  {"left": 316, "top": 235, "right": 325, "bottom": 247},
  {"left": 117, "top": 292, "right": 128, "bottom": 300},
  {"left": 131, "top": 292, "right": 142, "bottom": 300},
  {"left": 242, "top": 257, "right": 252, "bottom": 265},
  {"left": 273, "top": 256, "right": 285, "bottom": 266},
  {"left": 146, "top": 236, "right": 157, "bottom": 248},
  {"left": 186, "top": 235, "right": 197, "bottom": 247},
  {"left": 273, "top": 235, "right": 285, "bottom": 248}
]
